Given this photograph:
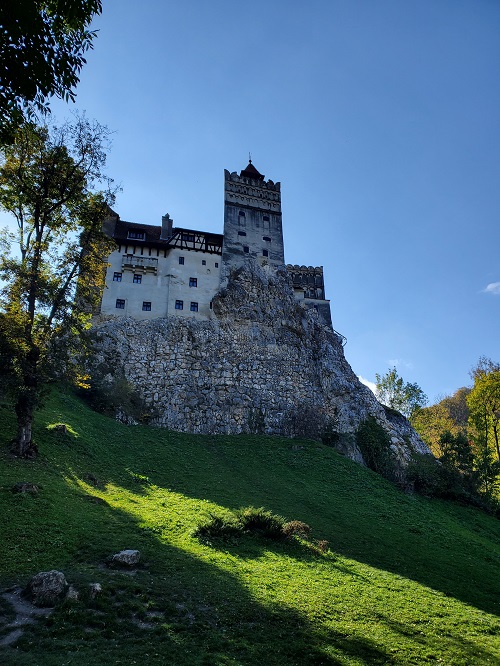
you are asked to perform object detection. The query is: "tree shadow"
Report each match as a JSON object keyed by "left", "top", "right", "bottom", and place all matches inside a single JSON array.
[
  {"left": 107, "top": 432, "right": 500, "bottom": 619},
  {"left": 1, "top": 473, "right": 392, "bottom": 666}
]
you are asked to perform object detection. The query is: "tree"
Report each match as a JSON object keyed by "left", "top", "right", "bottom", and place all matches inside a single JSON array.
[
  {"left": 0, "top": 116, "right": 115, "bottom": 457},
  {"left": 0, "top": 1, "right": 102, "bottom": 143},
  {"left": 466, "top": 366, "right": 500, "bottom": 497},
  {"left": 470, "top": 356, "right": 500, "bottom": 382},
  {"left": 411, "top": 402, "right": 456, "bottom": 455},
  {"left": 375, "top": 367, "right": 428, "bottom": 419},
  {"left": 411, "top": 387, "right": 470, "bottom": 455}
]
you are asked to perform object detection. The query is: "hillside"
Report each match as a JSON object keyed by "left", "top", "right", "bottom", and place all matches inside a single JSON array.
[{"left": 0, "top": 390, "right": 499, "bottom": 665}]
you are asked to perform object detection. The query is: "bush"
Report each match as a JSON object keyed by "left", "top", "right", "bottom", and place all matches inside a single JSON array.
[
  {"left": 192, "top": 514, "right": 242, "bottom": 541},
  {"left": 235, "top": 506, "right": 286, "bottom": 540},
  {"left": 356, "top": 417, "right": 398, "bottom": 482},
  {"left": 407, "top": 453, "right": 500, "bottom": 514},
  {"left": 283, "top": 520, "right": 312, "bottom": 540}
]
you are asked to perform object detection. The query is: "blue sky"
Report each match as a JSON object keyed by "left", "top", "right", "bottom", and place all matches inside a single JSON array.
[{"left": 22, "top": 1, "right": 500, "bottom": 402}]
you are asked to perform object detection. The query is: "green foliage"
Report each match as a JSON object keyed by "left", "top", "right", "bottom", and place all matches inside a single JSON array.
[
  {"left": 282, "top": 520, "right": 312, "bottom": 540},
  {"left": 192, "top": 513, "right": 243, "bottom": 541},
  {"left": 0, "top": 117, "right": 115, "bottom": 455},
  {"left": 411, "top": 389, "right": 470, "bottom": 456},
  {"left": 81, "top": 372, "right": 148, "bottom": 423},
  {"left": 0, "top": 389, "right": 500, "bottom": 664},
  {"left": 235, "top": 506, "right": 286, "bottom": 539},
  {"left": 375, "top": 366, "right": 428, "bottom": 418},
  {"left": 356, "top": 416, "right": 398, "bottom": 482},
  {"left": 194, "top": 507, "right": 287, "bottom": 542},
  {"left": 0, "top": 1, "right": 103, "bottom": 143},
  {"left": 439, "top": 431, "right": 474, "bottom": 479},
  {"left": 467, "top": 365, "right": 500, "bottom": 497}
]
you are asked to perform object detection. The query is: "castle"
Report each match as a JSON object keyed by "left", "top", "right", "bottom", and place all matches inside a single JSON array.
[
  {"left": 100, "top": 161, "right": 332, "bottom": 327},
  {"left": 93, "top": 161, "right": 430, "bottom": 471}
]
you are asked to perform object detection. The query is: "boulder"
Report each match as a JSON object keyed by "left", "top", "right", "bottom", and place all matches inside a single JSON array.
[
  {"left": 109, "top": 550, "right": 141, "bottom": 567},
  {"left": 88, "top": 582, "right": 102, "bottom": 599},
  {"left": 23, "top": 571, "right": 68, "bottom": 607},
  {"left": 66, "top": 585, "right": 79, "bottom": 601}
]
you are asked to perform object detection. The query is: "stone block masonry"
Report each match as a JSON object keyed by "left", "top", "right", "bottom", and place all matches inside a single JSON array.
[{"left": 92, "top": 260, "right": 431, "bottom": 470}]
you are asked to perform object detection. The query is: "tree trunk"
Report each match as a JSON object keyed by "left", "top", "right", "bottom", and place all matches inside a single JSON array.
[
  {"left": 493, "top": 422, "right": 500, "bottom": 462},
  {"left": 13, "top": 389, "right": 38, "bottom": 458}
]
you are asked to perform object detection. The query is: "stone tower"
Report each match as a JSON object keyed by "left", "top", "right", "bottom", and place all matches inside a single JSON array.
[{"left": 220, "top": 161, "right": 284, "bottom": 286}]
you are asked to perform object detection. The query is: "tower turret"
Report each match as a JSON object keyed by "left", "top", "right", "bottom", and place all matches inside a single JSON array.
[{"left": 220, "top": 162, "right": 284, "bottom": 285}]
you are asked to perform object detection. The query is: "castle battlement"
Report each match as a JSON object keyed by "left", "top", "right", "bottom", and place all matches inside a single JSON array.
[{"left": 98, "top": 162, "right": 331, "bottom": 327}]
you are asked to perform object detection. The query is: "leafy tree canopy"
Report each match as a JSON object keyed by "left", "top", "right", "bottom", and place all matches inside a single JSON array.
[
  {"left": 0, "top": 1, "right": 102, "bottom": 143},
  {"left": 412, "top": 387, "right": 470, "bottom": 454},
  {"left": 467, "top": 376, "right": 500, "bottom": 497},
  {"left": 0, "top": 115, "right": 115, "bottom": 457},
  {"left": 375, "top": 366, "right": 428, "bottom": 419}
]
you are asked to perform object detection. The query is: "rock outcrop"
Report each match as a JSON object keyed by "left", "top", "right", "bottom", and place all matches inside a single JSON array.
[{"left": 92, "top": 261, "right": 431, "bottom": 470}]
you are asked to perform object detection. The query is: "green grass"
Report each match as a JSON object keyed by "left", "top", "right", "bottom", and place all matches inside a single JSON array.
[{"left": 0, "top": 389, "right": 499, "bottom": 665}]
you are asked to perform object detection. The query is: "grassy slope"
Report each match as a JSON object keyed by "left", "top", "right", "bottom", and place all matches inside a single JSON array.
[{"left": 0, "top": 390, "right": 499, "bottom": 665}]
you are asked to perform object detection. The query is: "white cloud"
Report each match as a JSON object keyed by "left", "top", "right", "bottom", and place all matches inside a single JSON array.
[
  {"left": 388, "top": 358, "right": 413, "bottom": 370},
  {"left": 484, "top": 282, "right": 500, "bottom": 295},
  {"left": 358, "top": 376, "right": 377, "bottom": 395}
]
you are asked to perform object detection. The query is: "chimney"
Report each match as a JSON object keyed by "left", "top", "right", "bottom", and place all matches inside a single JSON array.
[{"left": 161, "top": 213, "right": 173, "bottom": 240}]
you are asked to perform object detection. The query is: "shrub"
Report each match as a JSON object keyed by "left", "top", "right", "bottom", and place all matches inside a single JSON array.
[
  {"left": 235, "top": 506, "right": 286, "bottom": 540},
  {"left": 356, "top": 417, "right": 398, "bottom": 482},
  {"left": 314, "top": 540, "right": 329, "bottom": 554},
  {"left": 283, "top": 520, "right": 312, "bottom": 540},
  {"left": 192, "top": 514, "right": 242, "bottom": 541},
  {"left": 80, "top": 371, "right": 149, "bottom": 422}
]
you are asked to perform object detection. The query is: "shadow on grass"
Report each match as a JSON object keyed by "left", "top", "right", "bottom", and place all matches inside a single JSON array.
[
  {"left": 0, "top": 475, "right": 390, "bottom": 666},
  {"left": 2, "top": 390, "right": 500, "bottom": 629},
  {"left": 5, "top": 472, "right": 497, "bottom": 666}
]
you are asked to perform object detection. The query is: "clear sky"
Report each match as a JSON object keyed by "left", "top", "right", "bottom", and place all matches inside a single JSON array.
[{"left": 32, "top": 1, "right": 500, "bottom": 402}]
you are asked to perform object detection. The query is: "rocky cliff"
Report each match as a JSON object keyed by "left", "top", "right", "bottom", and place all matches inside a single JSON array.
[{"left": 92, "top": 261, "right": 431, "bottom": 471}]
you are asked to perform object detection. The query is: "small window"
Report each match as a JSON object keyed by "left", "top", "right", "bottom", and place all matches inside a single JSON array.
[
  {"left": 116, "top": 299, "right": 125, "bottom": 309},
  {"left": 142, "top": 301, "right": 151, "bottom": 311},
  {"left": 181, "top": 232, "right": 195, "bottom": 242},
  {"left": 238, "top": 211, "right": 245, "bottom": 217},
  {"left": 210, "top": 300, "right": 213, "bottom": 309},
  {"left": 263, "top": 215, "right": 270, "bottom": 222},
  {"left": 179, "top": 256, "right": 185, "bottom": 265},
  {"left": 238, "top": 231, "right": 247, "bottom": 237},
  {"left": 263, "top": 236, "right": 271, "bottom": 242},
  {"left": 127, "top": 230, "right": 145, "bottom": 240},
  {"left": 133, "top": 274, "right": 142, "bottom": 284},
  {"left": 175, "top": 300, "right": 183, "bottom": 310},
  {"left": 189, "top": 277, "right": 197, "bottom": 287},
  {"left": 215, "top": 262, "right": 219, "bottom": 268},
  {"left": 190, "top": 302, "right": 198, "bottom": 312},
  {"left": 113, "top": 272, "right": 122, "bottom": 282},
  {"left": 243, "top": 246, "right": 249, "bottom": 253},
  {"left": 202, "top": 260, "right": 206, "bottom": 266},
  {"left": 263, "top": 249, "right": 269, "bottom": 257}
]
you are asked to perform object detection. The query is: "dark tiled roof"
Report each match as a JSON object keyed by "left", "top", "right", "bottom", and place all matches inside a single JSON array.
[
  {"left": 112, "top": 220, "right": 223, "bottom": 246},
  {"left": 240, "top": 161, "right": 265, "bottom": 181},
  {"left": 113, "top": 220, "right": 162, "bottom": 243}
]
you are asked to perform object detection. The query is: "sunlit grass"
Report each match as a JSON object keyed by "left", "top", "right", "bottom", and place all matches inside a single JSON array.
[{"left": 0, "top": 389, "right": 499, "bottom": 664}]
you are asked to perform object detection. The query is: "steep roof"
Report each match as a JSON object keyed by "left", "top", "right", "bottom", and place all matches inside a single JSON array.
[{"left": 239, "top": 161, "right": 265, "bottom": 181}]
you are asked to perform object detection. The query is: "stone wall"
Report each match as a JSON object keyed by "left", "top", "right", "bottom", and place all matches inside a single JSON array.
[{"left": 91, "top": 260, "right": 431, "bottom": 469}]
